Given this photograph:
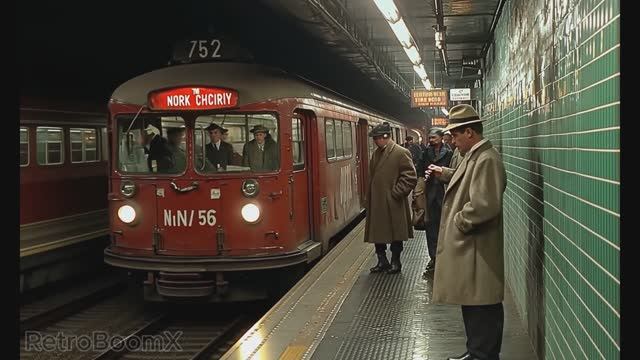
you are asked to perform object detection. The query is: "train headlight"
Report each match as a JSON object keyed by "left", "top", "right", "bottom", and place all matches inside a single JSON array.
[
  {"left": 241, "top": 179, "right": 259, "bottom": 198},
  {"left": 120, "top": 181, "right": 137, "bottom": 198},
  {"left": 118, "top": 205, "right": 137, "bottom": 224},
  {"left": 241, "top": 204, "right": 260, "bottom": 223}
]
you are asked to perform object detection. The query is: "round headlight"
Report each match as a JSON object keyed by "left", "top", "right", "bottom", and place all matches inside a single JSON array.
[
  {"left": 120, "top": 181, "right": 137, "bottom": 198},
  {"left": 118, "top": 205, "right": 136, "bottom": 224},
  {"left": 242, "top": 179, "right": 259, "bottom": 198},
  {"left": 241, "top": 204, "right": 260, "bottom": 223}
]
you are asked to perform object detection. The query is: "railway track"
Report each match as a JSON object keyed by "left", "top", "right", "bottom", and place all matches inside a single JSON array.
[
  {"left": 91, "top": 313, "right": 250, "bottom": 360},
  {"left": 20, "top": 279, "right": 266, "bottom": 360},
  {"left": 20, "top": 275, "right": 127, "bottom": 334}
]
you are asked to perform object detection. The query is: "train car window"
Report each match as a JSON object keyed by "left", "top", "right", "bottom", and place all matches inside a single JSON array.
[
  {"left": 70, "top": 128, "right": 99, "bottom": 163},
  {"left": 334, "top": 120, "right": 344, "bottom": 158},
  {"left": 325, "top": 119, "right": 335, "bottom": 159},
  {"left": 194, "top": 113, "right": 280, "bottom": 173},
  {"left": 36, "top": 127, "right": 64, "bottom": 165},
  {"left": 291, "top": 118, "right": 305, "bottom": 170},
  {"left": 368, "top": 125, "right": 375, "bottom": 159},
  {"left": 115, "top": 115, "right": 186, "bottom": 174},
  {"left": 395, "top": 128, "right": 400, "bottom": 142},
  {"left": 101, "top": 128, "right": 109, "bottom": 161},
  {"left": 20, "top": 127, "right": 29, "bottom": 166},
  {"left": 343, "top": 121, "right": 353, "bottom": 157}
]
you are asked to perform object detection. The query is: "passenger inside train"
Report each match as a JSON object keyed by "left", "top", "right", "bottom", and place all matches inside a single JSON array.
[
  {"left": 204, "top": 123, "right": 234, "bottom": 171},
  {"left": 241, "top": 124, "right": 279, "bottom": 172},
  {"left": 166, "top": 127, "right": 186, "bottom": 174}
]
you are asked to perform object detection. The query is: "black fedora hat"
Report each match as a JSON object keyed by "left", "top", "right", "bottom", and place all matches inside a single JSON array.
[{"left": 368, "top": 122, "right": 392, "bottom": 137}]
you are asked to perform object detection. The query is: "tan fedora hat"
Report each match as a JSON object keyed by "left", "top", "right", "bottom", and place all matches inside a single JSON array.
[{"left": 444, "top": 104, "right": 484, "bottom": 131}]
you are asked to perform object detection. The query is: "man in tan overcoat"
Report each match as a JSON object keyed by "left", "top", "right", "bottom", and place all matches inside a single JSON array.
[
  {"left": 364, "top": 122, "right": 417, "bottom": 274},
  {"left": 426, "top": 104, "right": 507, "bottom": 360}
]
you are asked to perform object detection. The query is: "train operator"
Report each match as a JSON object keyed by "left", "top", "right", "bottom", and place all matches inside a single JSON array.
[{"left": 140, "top": 124, "right": 174, "bottom": 173}]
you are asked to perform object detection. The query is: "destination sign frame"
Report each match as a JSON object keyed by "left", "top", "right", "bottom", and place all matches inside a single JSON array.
[{"left": 411, "top": 89, "right": 449, "bottom": 108}]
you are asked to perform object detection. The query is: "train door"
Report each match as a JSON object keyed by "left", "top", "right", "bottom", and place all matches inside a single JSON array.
[
  {"left": 355, "top": 119, "right": 369, "bottom": 207},
  {"left": 290, "top": 111, "right": 313, "bottom": 245}
]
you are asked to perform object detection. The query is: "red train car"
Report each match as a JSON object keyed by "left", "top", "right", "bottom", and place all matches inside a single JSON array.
[
  {"left": 103, "top": 62, "right": 412, "bottom": 302},
  {"left": 20, "top": 101, "right": 109, "bottom": 257}
]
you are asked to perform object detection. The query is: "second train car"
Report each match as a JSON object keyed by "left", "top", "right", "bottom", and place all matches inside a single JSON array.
[{"left": 103, "top": 61, "right": 412, "bottom": 302}]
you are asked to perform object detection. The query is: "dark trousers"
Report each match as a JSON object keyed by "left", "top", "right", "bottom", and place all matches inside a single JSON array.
[
  {"left": 461, "top": 303, "right": 504, "bottom": 360},
  {"left": 425, "top": 200, "right": 442, "bottom": 260},
  {"left": 374, "top": 241, "right": 403, "bottom": 254}
]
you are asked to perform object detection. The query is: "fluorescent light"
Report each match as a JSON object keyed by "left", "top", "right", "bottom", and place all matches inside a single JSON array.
[
  {"left": 372, "top": 0, "right": 401, "bottom": 22},
  {"left": 403, "top": 46, "right": 421, "bottom": 65},
  {"left": 389, "top": 19, "right": 414, "bottom": 48},
  {"left": 413, "top": 64, "right": 427, "bottom": 80},
  {"left": 441, "top": 107, "right": 449, "bottom": 116},
  {"left": 371, "top": 0, "right": 432, "bottom": 86}
]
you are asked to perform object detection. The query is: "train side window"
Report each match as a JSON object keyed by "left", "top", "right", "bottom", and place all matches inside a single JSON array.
[
  {"left": 334, "top": 120, "right": 344, "bottom": 158},
  {"left": 20, "top": 127, "right": 29, "bottom": 166},
  {"left": 325, "top": 119, "right": 335, "bottom": 159},
  {"left": 342, "top": 121, "right": 353, "bottom": 157},
  {"left": 36, "top": 127, "right": 64, "bottom": 165},
  {"left": 291, "top": 118, "right": 305, "bottom": 170},
  {"left": 395, "top": 128, "right": 400, "bottom": 142},
  {"left": 101, "top": 127, "right": 109, "bottom": 161},
  {"left": 70, "top": 128, "right": 98, "bottom": 163}
]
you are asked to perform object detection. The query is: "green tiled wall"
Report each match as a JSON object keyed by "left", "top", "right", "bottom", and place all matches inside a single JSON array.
[{"left": 482, "top": 0, "right": 619, "bottom": 358}]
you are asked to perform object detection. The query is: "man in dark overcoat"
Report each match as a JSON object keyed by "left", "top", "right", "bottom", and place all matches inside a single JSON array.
[
  {"left": 420, "top": 127, "right": 453, "bottom": 274},
  {"left": 364, "top": 122, "right": 417, "bottom": 274},
  {"left": 205, "top": 123, "right": 234, "bottom": 171},
  {"left": 426, "top": 104, "right": 507, "bottom": 360}
]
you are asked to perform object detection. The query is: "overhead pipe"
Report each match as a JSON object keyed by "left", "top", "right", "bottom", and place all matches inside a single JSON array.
[
  {"left": 432, "top": 0, "right": 450, "bottom": 77},
  {"left": 480, "top": 0, "right": 507, "bottom": 59}
]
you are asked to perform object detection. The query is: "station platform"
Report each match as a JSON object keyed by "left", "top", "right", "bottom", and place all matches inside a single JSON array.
[
  {"left": 20, "top": 209, "right": 109, "bottom": 258},
  {"left": 222, "top": 220, "right": 537, "bottom": 360},
  {"left": 20, "top": 209, "right": 110, "bottom": 294}
]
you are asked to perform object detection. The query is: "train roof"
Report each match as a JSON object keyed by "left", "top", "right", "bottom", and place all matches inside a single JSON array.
[{"left": 110, "top": 62, "right": 405, "bottom": 127}]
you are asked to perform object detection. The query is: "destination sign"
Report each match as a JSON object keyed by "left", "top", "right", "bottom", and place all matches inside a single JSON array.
[{"left": 148, "top": 87, "right": 239, "bottom": 110}]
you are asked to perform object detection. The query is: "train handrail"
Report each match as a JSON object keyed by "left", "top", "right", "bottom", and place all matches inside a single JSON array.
[{"left": 170, "top": 181, "right": 199, "bottom": 193}]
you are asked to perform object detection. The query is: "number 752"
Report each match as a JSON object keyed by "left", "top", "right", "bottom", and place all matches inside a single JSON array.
[{"left": 189, "top": 40, "right": 221, "bottom": 59}]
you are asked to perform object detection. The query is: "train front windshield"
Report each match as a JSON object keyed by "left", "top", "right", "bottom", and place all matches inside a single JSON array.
[
  {"left": 116, "top": 113, "right": 280, "bottom": 175},
  {"left": 194, "top": 114, "right": 279, "bottom": 173}
]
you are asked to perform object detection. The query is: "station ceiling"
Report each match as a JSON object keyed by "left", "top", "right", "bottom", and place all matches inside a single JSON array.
[{"left": 19, "top": 0, "right": 504, "bottom": 128}]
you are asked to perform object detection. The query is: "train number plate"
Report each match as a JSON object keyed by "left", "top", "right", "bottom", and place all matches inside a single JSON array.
[{"left": 163, "top": 209, "right": 217, "bottom": 227}]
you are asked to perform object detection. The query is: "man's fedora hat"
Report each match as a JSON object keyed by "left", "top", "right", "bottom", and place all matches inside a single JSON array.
[
  {"left": 250, "top": 124, "right": 270, "bottom": 134},
  {"left": 444, "top": 104, "right": 484, "bottom": 131},
  {"left": 368, "top": 122, "right": 392, "bottom": 138}
]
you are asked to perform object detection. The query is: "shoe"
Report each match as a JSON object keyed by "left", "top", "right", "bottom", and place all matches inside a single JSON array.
[
  {"left": 386, "top": 250, "right": 401, "bottom": 274},
  {"left": 370, "top": 253, "right": 391, "bottom": 273},
  {"left": 425, "top": 258, "right": 436, "bottom": 271},
  {"left": 447, "top": 352, "right": 482, "bottom": 360}
]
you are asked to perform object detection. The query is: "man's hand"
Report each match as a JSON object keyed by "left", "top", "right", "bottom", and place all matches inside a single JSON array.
[{"left": 425, "top": 164, "right": 443, "bottom": 178}]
